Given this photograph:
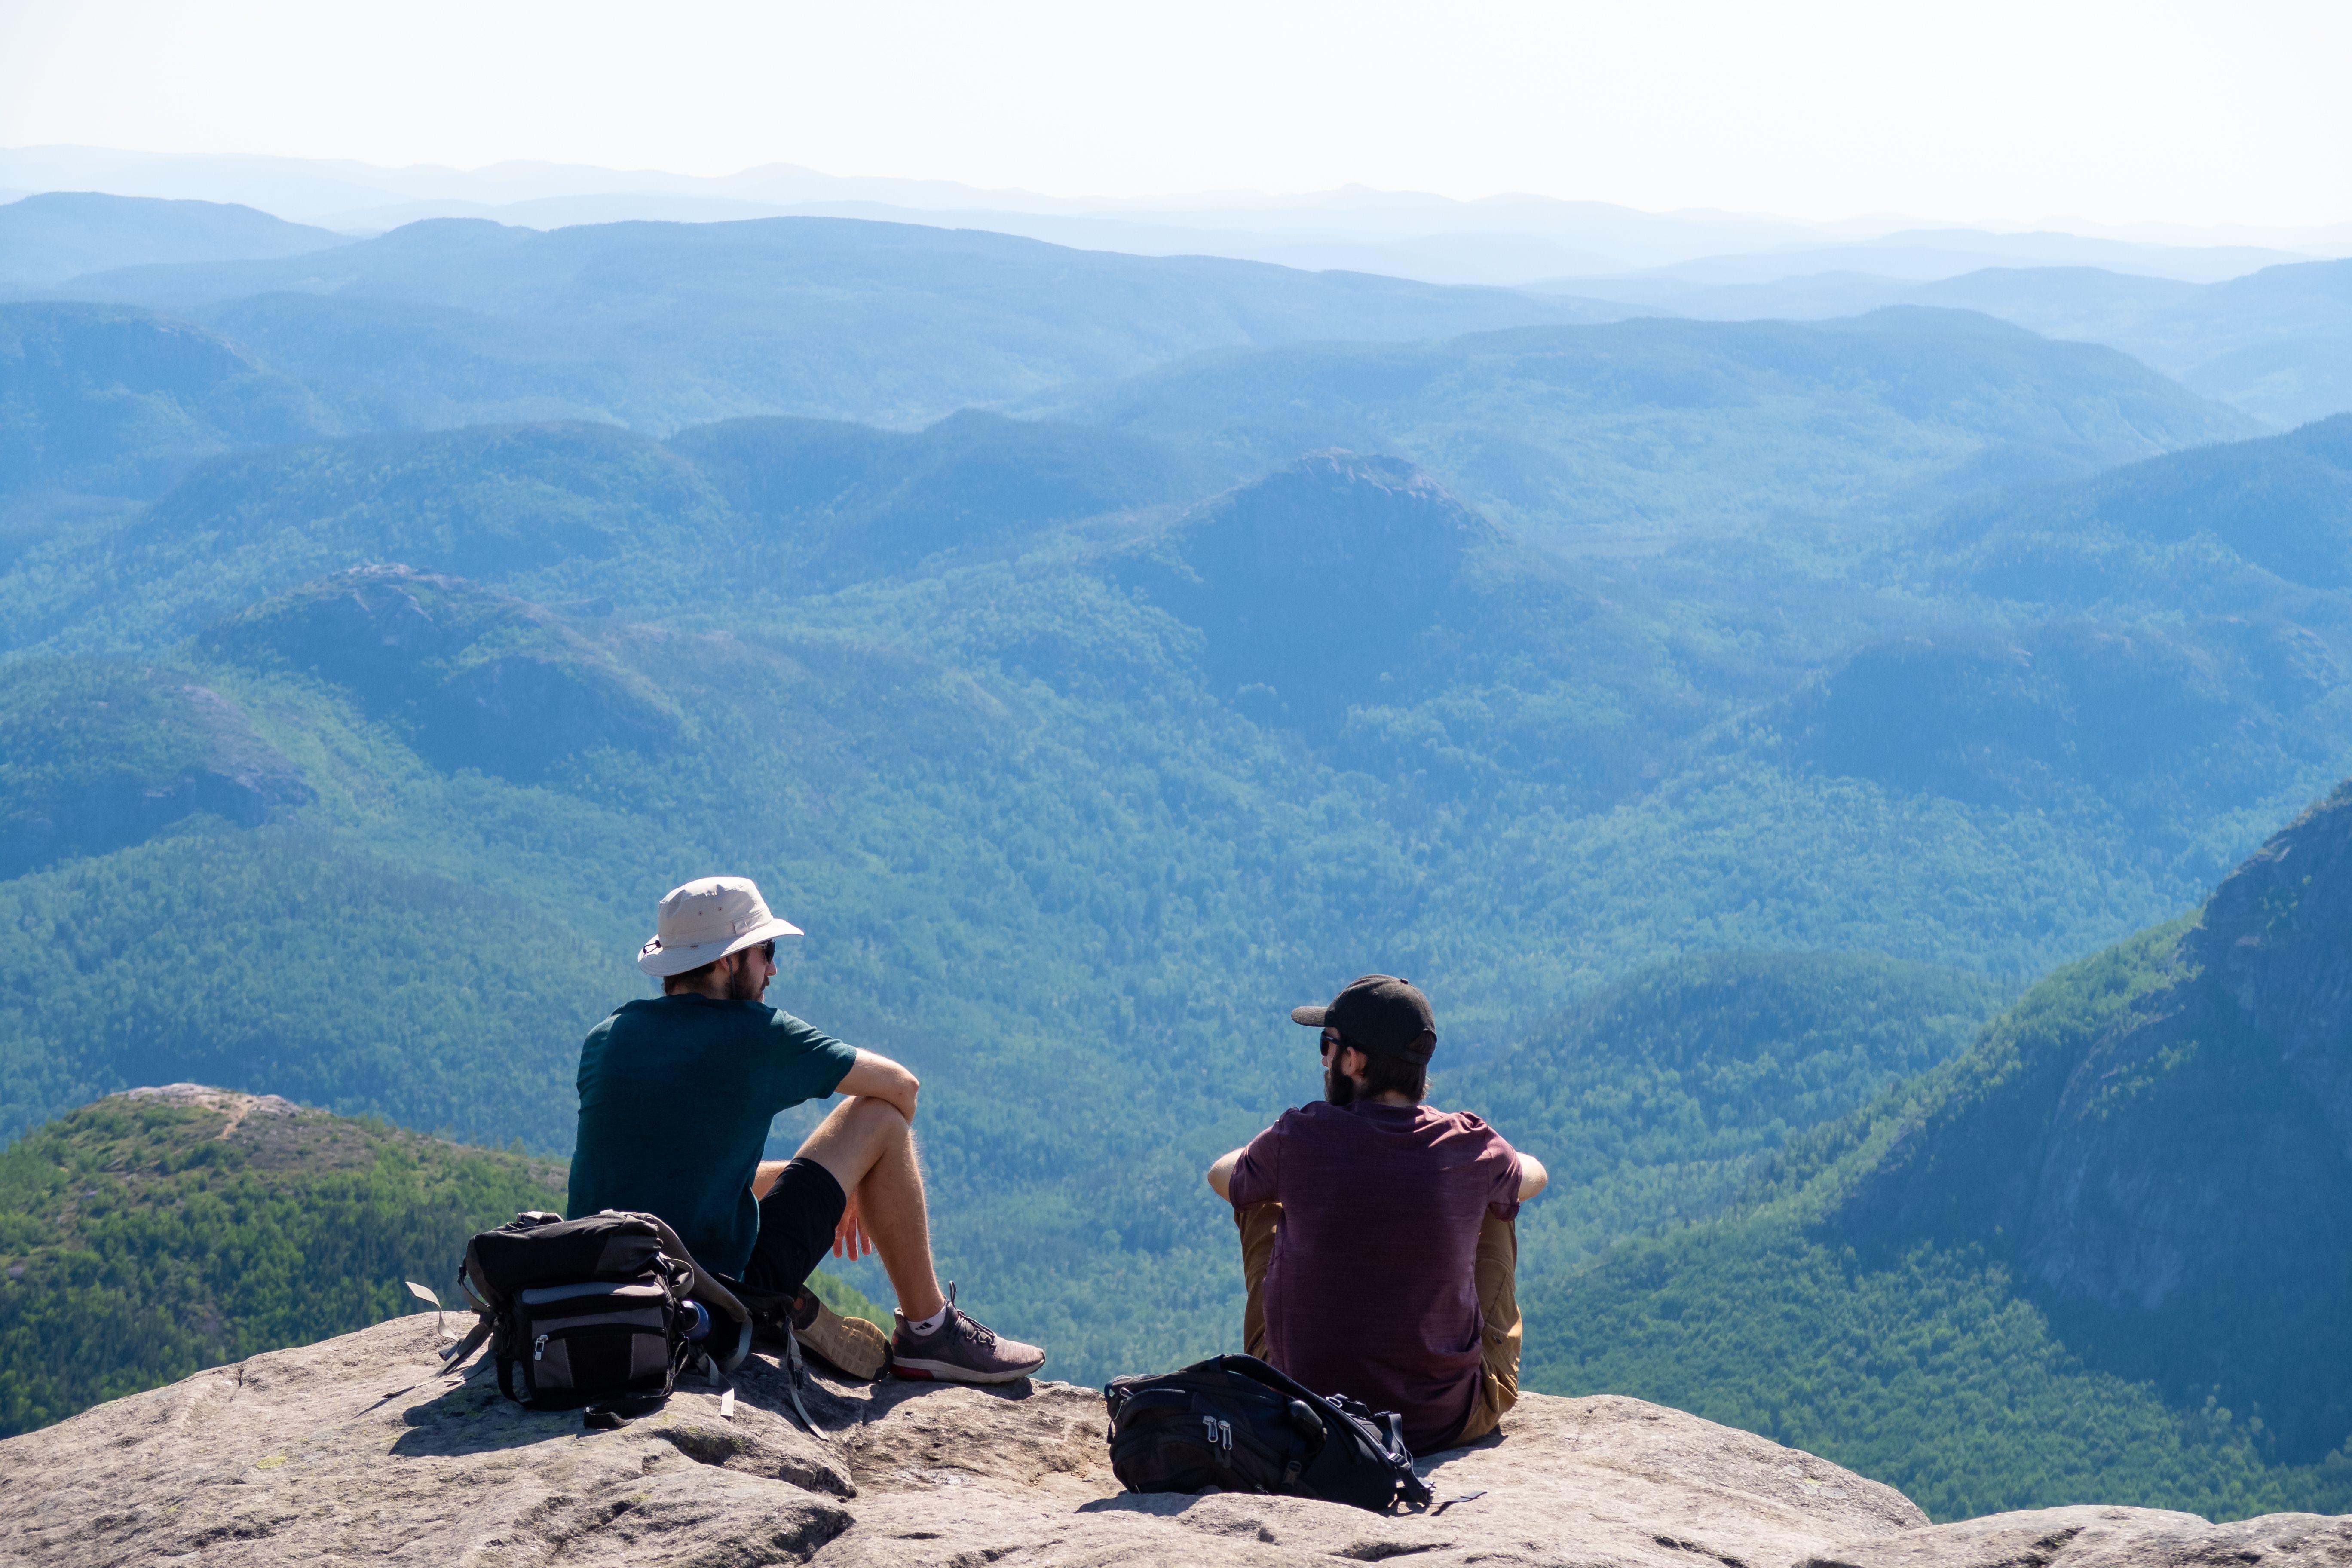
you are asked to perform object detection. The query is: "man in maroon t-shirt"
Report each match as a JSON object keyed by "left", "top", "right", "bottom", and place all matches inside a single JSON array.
[{"left": 1207, "top": 975, "right": 1549, "bottom": 1452}]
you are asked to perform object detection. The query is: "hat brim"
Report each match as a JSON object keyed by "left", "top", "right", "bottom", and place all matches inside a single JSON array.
[
  {"left": 1289, "top": 1005, "right": 1330, "bottom": 1026},
  {"left": 637, "top": 914, "right": 804, "bottom": 977}
]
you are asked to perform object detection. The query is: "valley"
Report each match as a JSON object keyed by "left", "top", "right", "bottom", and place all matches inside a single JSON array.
[{"left": 3, "top": 195, "right": 2351, "bottom": 1521}]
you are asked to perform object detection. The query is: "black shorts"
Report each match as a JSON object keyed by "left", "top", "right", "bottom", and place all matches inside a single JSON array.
[{"left": 742, "top": 1157, "right": 848, "bottom": 1296}]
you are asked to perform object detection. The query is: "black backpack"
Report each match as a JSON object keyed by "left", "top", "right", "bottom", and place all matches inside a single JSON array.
[
  {"left": 450, "top": 1210, "right": 753, "bottom": 1420},
  {"left": 1104, "top": 1354, "right": 1434, "bottom": 1512}
]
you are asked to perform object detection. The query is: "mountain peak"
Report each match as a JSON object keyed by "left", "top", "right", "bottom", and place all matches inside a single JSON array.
[{"left": 1122, "top": 450, "right": 1500, "bottom": 726}]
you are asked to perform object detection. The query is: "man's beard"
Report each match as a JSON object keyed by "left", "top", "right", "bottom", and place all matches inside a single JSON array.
[
  {"left": 1324, "top": 1060, "right": 1357, "bottom": 1107},
  {"left": 727, "top": 963, "right": 768, "bottom": 1001}
]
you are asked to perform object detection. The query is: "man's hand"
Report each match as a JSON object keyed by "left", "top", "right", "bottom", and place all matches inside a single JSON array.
[
  {"left": 1517, "top": 1152, "right": 1550, "bottom": 1200},
  {"left": 833, "top": 1190, "right": 874, "bottom": 1261},
  {"left": 1206, "top": 1148, "right": 1243, "bottom": 1200},
  {"left": 834, "top": 1049, "right": 920, "bottom": 1125}
]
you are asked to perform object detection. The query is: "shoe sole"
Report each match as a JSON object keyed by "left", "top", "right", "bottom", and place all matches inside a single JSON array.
[
  {"left": 889, "top": 1353, "right": 1045, "bottom": 1384},
  {"left": 795, "top": 1308, "right": 891, "bottom": 1382}
]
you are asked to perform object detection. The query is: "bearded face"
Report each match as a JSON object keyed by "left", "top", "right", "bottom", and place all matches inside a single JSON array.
[{"left": 1322, "top": 1032, "right": 1360, "bottom": 1106}]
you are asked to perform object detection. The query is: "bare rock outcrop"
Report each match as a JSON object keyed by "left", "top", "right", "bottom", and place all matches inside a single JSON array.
[
  {"left": 0, "top": 1317, "right": 2340, "bottom": 1567},
  {"left": 1797, "top": 1503, "right": 2352, "bottom": 1566}
]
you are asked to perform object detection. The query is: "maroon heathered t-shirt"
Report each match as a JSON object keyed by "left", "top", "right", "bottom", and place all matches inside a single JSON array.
[{"left": 1228, "top": 1100, "right": 1522, "bottom": 1451}]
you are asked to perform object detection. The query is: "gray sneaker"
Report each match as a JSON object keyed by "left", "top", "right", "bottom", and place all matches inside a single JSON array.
[{"left": 889, "top": 1283, "right": 1045, "bottom": 1384}]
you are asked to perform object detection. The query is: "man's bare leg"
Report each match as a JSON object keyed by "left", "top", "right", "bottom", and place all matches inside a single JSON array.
[{"left": 792, "top": 1095, "right": 948, "bottom": 1323}]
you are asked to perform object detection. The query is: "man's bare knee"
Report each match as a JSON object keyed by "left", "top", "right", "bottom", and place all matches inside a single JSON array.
[
  {"left": 840, "top": 1095, "right": 911, "bottom": 1139},
  {"left": 798, "top": 1096, "right": 910, "bottom": 1192}
]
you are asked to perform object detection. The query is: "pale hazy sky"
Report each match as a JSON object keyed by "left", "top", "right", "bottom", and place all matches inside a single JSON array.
[{"left": 2, "top": 0, "right": 2347, "bottom": 227}]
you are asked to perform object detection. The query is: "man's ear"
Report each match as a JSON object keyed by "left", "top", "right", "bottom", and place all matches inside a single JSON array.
[{"left": 1341, "top": 1045, "right": 1370, "bottom": 1083}]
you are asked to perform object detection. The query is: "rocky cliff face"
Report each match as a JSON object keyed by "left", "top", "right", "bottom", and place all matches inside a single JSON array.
[
  {"left": 4, "top": 1319, "right": 2345, "bottom": 1567},
  {"left": 1834, "top": 782, "right": 2352, "bottom": 1461}
]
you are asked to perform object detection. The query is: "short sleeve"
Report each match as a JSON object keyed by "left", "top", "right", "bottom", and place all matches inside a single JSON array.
[
  {"left": 757, "top": 1010, "right": 861, "bottom": 1108},
  {"left": 1227, "top": 1118, "right": 1285, "bottom": 1210},
  {"left": 1487, "top": 1130, "right": 1523, "bottom": 1223}
]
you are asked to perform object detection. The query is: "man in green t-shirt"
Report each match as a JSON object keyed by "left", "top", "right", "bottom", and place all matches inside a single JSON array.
[{"left": 569, "top": 875, "right": 1046, "bottom": 1384}]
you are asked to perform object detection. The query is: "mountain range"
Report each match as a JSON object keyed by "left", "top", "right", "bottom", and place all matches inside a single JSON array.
[
  {"left": 0, "top": 192, "right": 345, "bottom": 289},
  {"left": 5, "top": 191, "right": 2346, "bottom": 432},
  {"left": 8, "top": 145, "right": 2346, "bottom": 282},
  {"left": 4, "top": 193, "right": 2352, "bottom": 1519},
  {"left": 1590, "top": 259, "right": 2352, "bottom": 430}
]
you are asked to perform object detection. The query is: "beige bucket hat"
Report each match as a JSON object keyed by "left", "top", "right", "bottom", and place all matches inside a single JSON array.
[{"left": 636, "top": 876, "right": 804, "bottom": 977}]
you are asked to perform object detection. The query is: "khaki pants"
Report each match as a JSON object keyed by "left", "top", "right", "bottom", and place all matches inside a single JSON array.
[{"left": 1235, "top": 1202, "right": 1520, "bottom": 1447}]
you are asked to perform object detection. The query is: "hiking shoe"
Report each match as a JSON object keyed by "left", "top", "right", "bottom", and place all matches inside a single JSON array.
[
  {"left": 889, "top": 1283, "right": 1045, "bottom": 1384},
  {"left": 791, "top": 1290, "right": 890, "bottom": 1382}
]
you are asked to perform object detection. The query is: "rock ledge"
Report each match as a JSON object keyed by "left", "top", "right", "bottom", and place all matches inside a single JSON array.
[{"left": 0, "top": 1318, "right": 2343, "bottom": 1566}]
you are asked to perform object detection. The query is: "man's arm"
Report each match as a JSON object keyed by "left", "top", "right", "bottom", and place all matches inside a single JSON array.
[
  {"left": 1517, "top": 1152, "right": 1549, "bottom": 1201},
  {"left": 751, "top": 1051, "right": 918, "bottom": 1202},
  {"left": 833, "top": 1048, "right": 920, "bottom": 1125},
  {"left": 1205, "top": 1148, "right": 1245, "bottom": 1200}
]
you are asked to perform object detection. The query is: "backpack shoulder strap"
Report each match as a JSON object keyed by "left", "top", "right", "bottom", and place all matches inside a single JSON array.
[
  {"left": 439, "top": 1319, "right": 491, "bottom": 1367},
  {"left": 1383, "top": 1412, "right": 1434, "bottom": 1507},
  {"left": 779, "top": 1328, "right": 828, "bottom": 1442}
]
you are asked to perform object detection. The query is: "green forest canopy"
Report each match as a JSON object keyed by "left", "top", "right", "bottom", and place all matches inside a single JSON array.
[{"left": 5, "top": 236, "right": 2352, "bottom": 1516}]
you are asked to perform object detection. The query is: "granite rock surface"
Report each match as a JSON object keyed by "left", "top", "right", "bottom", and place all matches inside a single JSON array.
[{"left": 0, "top": 1317, "right": 2340, "bottom": 1566}]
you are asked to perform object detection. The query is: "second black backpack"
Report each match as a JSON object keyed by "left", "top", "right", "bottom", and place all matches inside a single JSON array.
[{"left": 1103, "top": 1354, "right": 1433, "bottom": 1512}]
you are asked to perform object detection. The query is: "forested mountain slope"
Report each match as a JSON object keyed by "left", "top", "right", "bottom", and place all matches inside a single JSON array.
[
  {"left": 34, "top": 213, "right": 1629, "bottom": 431},
  {"left": 1622, "top": 257, "right": 2352, "bottom": 430},
  {"left": 1914, "top": 258, "right": 2352, "bottom": 430},
  {"left": 1922, "top": 412, "right": 2352, "bottom": 606},
  {"left": 0, "top": 1084, "right": 886, "bottom": 1435},
  {"left": 1534, "top": 783, "right": 2352, "bottom": 1520},
  {"left": 0, "top": 307, "right": 2262, "bottom": 646},
  {"left": 1449, "top": 952, "right": 2005, "bottom": 1283},
  {"left": 1030, "top": 308, "right": 2262, "bottom": 552},
  {"left": 0, "top": 1084, "right": 563, "bottom": 1436},
  {"left": 3, "top": 407, "right": 2343, "bottom": 1400},
  {"left": 0, "top": 303, "right": 339, "bottom": 498}
]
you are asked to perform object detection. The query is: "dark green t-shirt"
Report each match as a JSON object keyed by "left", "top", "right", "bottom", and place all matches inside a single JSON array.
[{"left": 566, "top": 995, "right": 860, "bottom": 1277}]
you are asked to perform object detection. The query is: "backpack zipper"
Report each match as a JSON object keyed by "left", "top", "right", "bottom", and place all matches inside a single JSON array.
[{"left": 533, "top": 1334, "right": 548, "bottom": 1361}]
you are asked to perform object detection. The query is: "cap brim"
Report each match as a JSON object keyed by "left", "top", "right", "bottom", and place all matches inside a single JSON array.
[
  {"left": 1289, "top": 1005, "right": 1329, "bottom": 1026},
  {"left": 637, "top": 915, "right": 804, "bottom": 977}
]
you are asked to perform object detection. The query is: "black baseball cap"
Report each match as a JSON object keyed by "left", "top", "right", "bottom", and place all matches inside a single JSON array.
[{"left": 1290, "top": 974, "right": 1438, "bottom": 1064}]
